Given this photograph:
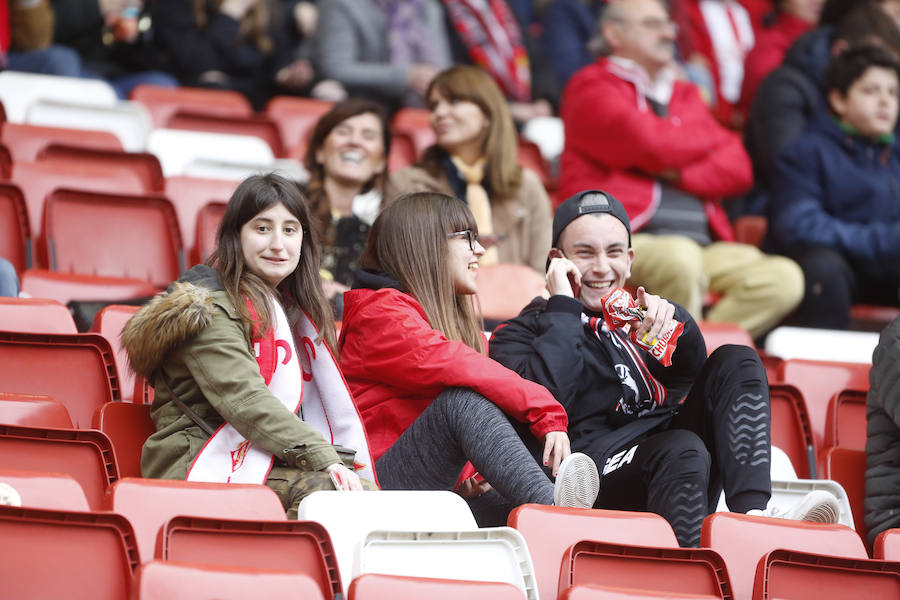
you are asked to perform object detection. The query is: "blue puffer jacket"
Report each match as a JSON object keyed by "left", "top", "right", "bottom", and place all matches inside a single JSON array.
[{"left": 770, "top": 110, "right": 900, "bottom": 277}]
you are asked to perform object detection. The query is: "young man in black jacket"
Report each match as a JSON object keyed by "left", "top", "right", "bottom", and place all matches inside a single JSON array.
[{"left": 489, "top": 190, "right": 839, "bottom": 547}]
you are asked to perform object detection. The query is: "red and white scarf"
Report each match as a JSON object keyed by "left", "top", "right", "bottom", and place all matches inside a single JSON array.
[
  {"left": 187, "top": 298, "right": 376, "bottom": 484},
  {"left": 442, "top": 0, "right": 531, "bottom": 102}
]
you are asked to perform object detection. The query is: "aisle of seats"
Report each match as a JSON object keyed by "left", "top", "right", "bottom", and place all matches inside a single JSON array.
[{"left": 1, "top": 72, "right": 899, "bottom": 599}]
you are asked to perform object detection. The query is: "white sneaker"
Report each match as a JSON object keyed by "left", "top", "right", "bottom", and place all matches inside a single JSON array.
[
  {"left": 746, "top": 490, "right": 840, "bottom": 524},
  {"left": 553, "top": 452, "right": 600, "bottom": 509}
]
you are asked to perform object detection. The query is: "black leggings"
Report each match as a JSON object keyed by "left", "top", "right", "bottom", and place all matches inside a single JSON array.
[
  {"left": 375, "top": 387, "right": 555, "bottom": 509},
  {"left": 595, "top": 345, "right": 771, "bottom": 547}
]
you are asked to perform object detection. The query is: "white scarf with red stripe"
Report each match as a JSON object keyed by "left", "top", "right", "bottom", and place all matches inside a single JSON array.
[{"left": 186, "top": 298, "right": 376, "bottom": 484}]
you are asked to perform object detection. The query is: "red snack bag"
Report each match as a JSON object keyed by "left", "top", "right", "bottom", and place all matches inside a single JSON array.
[{"left": 599, "top": 288, "right": 684, "bottom": 366}]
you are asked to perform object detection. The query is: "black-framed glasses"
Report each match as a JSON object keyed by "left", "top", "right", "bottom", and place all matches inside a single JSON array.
[{"left": 448, "top": 229, "right": 478, "bottom": 251}]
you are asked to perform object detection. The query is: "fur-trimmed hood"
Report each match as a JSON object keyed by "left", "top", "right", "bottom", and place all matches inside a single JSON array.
[{"left": 122, "top": 265, "right": 226, "bottom": 378}]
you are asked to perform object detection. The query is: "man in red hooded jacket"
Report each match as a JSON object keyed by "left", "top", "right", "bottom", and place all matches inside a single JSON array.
[{"left": 558, "top": 0, "right": 802, "bottom": 339}]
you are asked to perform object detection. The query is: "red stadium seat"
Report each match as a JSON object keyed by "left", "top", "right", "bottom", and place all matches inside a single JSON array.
[
  {"left": 698, "top": 321, "right": 755, "bottom": 354},
  {"left": 91, "top": 304, "right": 140, "bottom": 402},
  {"left": 0, "top": 467, "right": 89, "bottom": 510},
  {"left": 130, "top": 84, "right": 253, "bottom": 128},
  {"left": 193, "top": 201, "right": 227, "bottom": 265},
  {"left": 0, "top": 296, "right": 77, "bottom": 333},
  {"left": 558, "top": 541, "right": 731, "bottom": 600},
  {"left": 561, "top": 584, "right": 724, "bottom": 599},
  {"left": 38, "top": 144, "right": 165, "bottom": 192},
  {"left": 701, "top": 512, "right": 867, "bottom": 600},
  {"left": 135, "top": 561, "right": 325, "bottom": 600},
  {"left": 822, "top": 446, "right": 867, "bottom": 542},
  {"left": 477, "top": 263, "right": 546, "bottom": 322},
  {"left": 0, "top": 330, "right": 121, "bottom": 427},
  {"left": 0, "top": 142, "right": 9, "bottom": 177},
  {"left": 850, "top": 304, "right": 900, "bottom": 332},
  {"left": 91, "top": 402, "right": 154, "bottom": 479},
  {"left": 733, "top": 215, "right": 767, "bottom": 248},
  {"left": 20, "top": 269, "right": 158, "bottom": 306},
  {"left": 167, "top": 110, "right": 285, "bottom": 157},
  {"left": 106, "top": 477, "right": 287, "bottom": 563},
  {"left": 386, "top": 131, "right": 417, "bottom": 172},
  {"left": 42, "top": 188, "right": 184, "bottom": 288},
  {"left": 0, "top": 392, "right": 73, "bottom": 428},
  {"left": 164, "top": 175, "right": 237, "bottom": 261},
  {"left": 349, "top": 574, "right": 526, "bottom": 600},
  {"left": 824, "top": 389, "right": 867, "bottom": 451},
  {"left": 266, "top": 95, "right": 334, "bottom": 151},
  {"left": 753, "top": 549, "right": 900, "bottom": 600},
  {"left": 775, "top": 359, "right": 870, "bottom": 456},
  {"left": 161, "top": 516, "right": 342, "bottom": 599},
  {"left": 0, "top": 505, "right": 137, "bottom": 599},
  {"left": 769, "top": 383, "right": 816, "bottom": 478},
  {"left": 0, "top": 425, "right": 119, "bottom": 509},
  {"left": 1, "top": 121, "right": 122, "bottom": 162},
  {"left": 390, "top": 108, "right": 434, "bottom": 158},
  {"left": 874, "top": 528, "right": 900, "bottom": 560},
  {"left": 517, "top": 138, "right": 552, "bottom": 187},
  {"left": 509, "top": 504, "right": 678, "bottom": 600},
  {"left": 0, "top": 182, "right": 30, "bottom": 275}
]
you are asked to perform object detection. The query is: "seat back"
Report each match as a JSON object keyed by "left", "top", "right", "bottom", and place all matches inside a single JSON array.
[
  {"left": 43, "top": 188, "right": 184, "bottom": 287},
  {"left": 265, "top": 96, "right": 334, "bottom": 151},
  {"left": 824, "top": 389, "right": 867, "bottom": 451},
  {"left": 131, "top": 84, "right": 253, "bottom": 128},
  {"left": 700, "top": 512, "right": 867, "bottom": 600},
  {"left": 164, "top": 175, "right": 237, "bottom": 260},
  {"left": 0, "top": 296, "right": 77, "bottom": 333},
  {"left": 476, "top": 263, "right": 546, "bottom": 322},
  {"left": 559, "top": 541, "right": 731, "bottom": 600},
  {"left": 733, "top": 215, "right": 767, "bottom": 248},
  {"left": 874, "top": 528, "right": 900, "bottom": 560},
  {"left": 0, "top": 331, "right": 120, "bottom": 427},
  {"left": 517, "top": 138, "right": 551, "bottom": 187},
  {"left": 0, "top": 467, "right": 89, "bottom": 510},
  {"left": 356, "top": 527, "right": 537, "bottom": 600},
  {"left": 822, "top": 446, "right": 867, "bottom": 542},
  {"left": 508, "top": 504, "right": 679, "bottom": 600},
  {"left": 91, "top": 402, "right": 154, "bottom": 479},
  {"left": 161, "top": 516, "right": 341, "bottom": 599},
  {"left": 91, "top": 304, "right": 140, "bottom": 402},
  {"left": 349, "top": 574, "right": 527, "bottom": 600},
  {"left": 12, "top": 159, "right": 146, "bottom": 255},
  {"left": 147, "top": 128, "right": 274, "bottom": 177},
  {"left": 106, "top": 477, "right": 287, "bottom": 563},
  {"left": 0, "top": 505, "right": 138, "bottom": 600},
  {"left": 38, "top": 144, "right": 165, "bottom": 192},
  {"left": 193, "top": 201, "right": 227, "bottom": 265},
  {"left": 26, "top": 98, "right": 152, "bottom": 152},
  {"left": 561, "top": 584, "right": 725, "bottom": 599},
  {"left": 698, "top": 321, "right": 755, "bottom": 355},
  {"left": 0, "top": 182, "right": 30, "bottom": 274},
  {"left": 20, "top": 269, "right": 158, "bottom": 306},
  {"left": 753, "top": 549, "right": 900, "bottom": 600},
  {"left": 135, "top": 560, "right": 324, "bottom": 600},
  {"left": 769, "top": 383, "right": 816, "bottom": 478},
  {"left": 167, "top": 110, "right": 285, "bottom": 157},
  {"left": 776, "top": 359, "right": 871, "bottom": 452},
  {"left": 0, "top": 425, "right": 119, "bottom": 509},
  {"left": 297, "top": 490, "right": 479, "bottom": 597},
  {"left": 0, "top": 392, "right": 73, "bottom": 428},
  {"left": 1, "top": 121, "right": 122, "bottom": 162},
  {"left": 390, "top": 108, "right": 434, "bottom": 157}
]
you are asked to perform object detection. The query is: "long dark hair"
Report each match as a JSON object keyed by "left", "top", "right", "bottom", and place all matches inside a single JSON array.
[
  {"left": 359, "top": 192, "right": 485, "bottom": 353},
  {"left": 303, "top": 99, "right": 391, "bottom": 242},
  {"left": 208, "top": 173, "right": 336, "bottom": 350}
]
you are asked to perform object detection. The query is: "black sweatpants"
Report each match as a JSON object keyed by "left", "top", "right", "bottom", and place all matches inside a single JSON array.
[{"left": 594, "top": 345, "right": 771, "bottom": 547}]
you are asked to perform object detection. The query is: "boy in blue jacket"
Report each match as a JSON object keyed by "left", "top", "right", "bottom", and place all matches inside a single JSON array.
[{"left": 771, "top": 44, "right": 900, "bottom": 329}]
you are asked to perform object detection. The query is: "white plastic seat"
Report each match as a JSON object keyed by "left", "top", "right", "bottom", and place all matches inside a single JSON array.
[
  {"left": 0, "top": 72, "right": 117, "bottom": 122},
  {"left": 25, "top": 99, "right": 152, "bottom": 152},
  {"left": 297, "top": 490, "right": 479, "bottom": 597},
  {"left": 147, "top": 128, "right": 275, "bottom": 177},
  {"left": 182, "top": 157, "right": 308, "bottom": 183},
  {"left": 355, "top": 528, "right": 538, "bottom": 600},
  {"left": 765, "top": 326, "right": 878, "bottom": 363}
]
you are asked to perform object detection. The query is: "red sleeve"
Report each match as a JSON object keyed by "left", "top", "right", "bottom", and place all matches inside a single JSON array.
[
  {"left": 562, "top": 66, "right": 722, "bottom": 175},
  {"left": 345, "top": 293, "right": 568, "bottom": 440},
  {"left": 679, "top": 133, "right": 753, "bottom": 197}
]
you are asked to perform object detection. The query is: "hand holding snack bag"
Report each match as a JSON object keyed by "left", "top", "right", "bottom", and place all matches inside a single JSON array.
[{"left": 600, "top": 288, "right": 684, "bottom": 366}]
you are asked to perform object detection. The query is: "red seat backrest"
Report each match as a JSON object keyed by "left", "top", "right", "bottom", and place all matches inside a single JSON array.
[
  {"left": 822, "top": 446, "right": 867, "bottom": 542},
  {"left": 91, "top": 402, "right": 154, "bottom": 479},
  {"left": 0, "top": 297, "right": 77, "bottom": 334},
  {"left": 0, "top": 467, "right": 89, "bottom": 510}
]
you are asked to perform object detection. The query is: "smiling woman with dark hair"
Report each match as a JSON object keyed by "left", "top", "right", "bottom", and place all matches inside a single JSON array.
[{"left": 123, "top": 173, "right": 376, "bottom": 518}]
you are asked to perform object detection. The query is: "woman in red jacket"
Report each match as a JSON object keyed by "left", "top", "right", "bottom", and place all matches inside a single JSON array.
[{"left": 338, "top": 191, "right": 599, "bottom": 521}]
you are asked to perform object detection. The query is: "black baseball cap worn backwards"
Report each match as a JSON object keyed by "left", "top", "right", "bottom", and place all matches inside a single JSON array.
[{"left": 552, "top": 190, "right": 632, "bottom": 248}]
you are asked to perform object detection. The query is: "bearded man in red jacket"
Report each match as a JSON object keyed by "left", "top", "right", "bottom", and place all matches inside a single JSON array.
[{"left": 559, "top": 0, "right": 801, "bottom": 340}]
